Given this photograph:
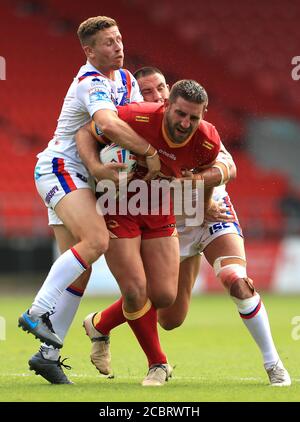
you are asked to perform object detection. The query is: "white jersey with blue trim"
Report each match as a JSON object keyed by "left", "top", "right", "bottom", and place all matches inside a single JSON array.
[{"left": 38, "top": 61, "right": 143, "bottom": 162}]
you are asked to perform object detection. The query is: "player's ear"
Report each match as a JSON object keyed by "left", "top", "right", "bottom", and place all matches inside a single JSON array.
[{"left": 83, "top": 44, "right": 95, "bottom": 60}]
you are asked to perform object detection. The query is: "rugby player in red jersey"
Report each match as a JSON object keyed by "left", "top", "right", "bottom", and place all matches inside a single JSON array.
[{"left": 77, "top": 80, "right": 220, "bottom": 385}]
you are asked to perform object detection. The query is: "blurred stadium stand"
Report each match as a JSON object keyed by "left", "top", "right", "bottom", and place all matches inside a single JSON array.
[{"left": 1, "top": 0, "right": 300, "bottom": 282}]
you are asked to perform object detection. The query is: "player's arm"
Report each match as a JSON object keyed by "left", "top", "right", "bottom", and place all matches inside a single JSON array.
[
  {"left": 94, "top": 109, "right": 162, "bottom": 181},
  {"left": 203, "top": 141, "right": 236, "bottom": 187},
  {"left": 183, "top": 142, "right": 236, "bottom": 188},
  {"left": 203, "top": 186, "right": 215, "bottom": 215},
  {"left": 76, "top": 77, "right": 160, "bottom": 180},
  {"left": 76, "top": 123, "right": 127, "bottom": 183}
]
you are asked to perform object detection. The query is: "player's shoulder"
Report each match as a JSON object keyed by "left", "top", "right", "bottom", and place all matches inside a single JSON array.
[
  {"left": 117, "top": 101, "right": 164, "bottom": 117},
  {"left": 198, "top": 119, "right": 221, "bottom": 146},
  {"left": 118, "top": 67, "right": 134, "bottom": 78},
  {"left": 76, "top": 64, "right": 110, "bottom": 89}
]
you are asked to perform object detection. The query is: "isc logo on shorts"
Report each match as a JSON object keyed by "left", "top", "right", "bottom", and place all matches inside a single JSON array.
[{"left": 209, "top": 222, "right": 231, "bottom": 235}]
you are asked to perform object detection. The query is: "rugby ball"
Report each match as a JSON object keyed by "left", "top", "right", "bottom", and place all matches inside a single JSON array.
[{"left": 100, "top": 143, "right": 137, "bottom": 173}]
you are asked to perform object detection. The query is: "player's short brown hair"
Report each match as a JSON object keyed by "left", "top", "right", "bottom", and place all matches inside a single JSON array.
[
  {"left": 77, "top": 16, "right": 118, "bottom": 46},
  {"left": 169, "top": 80, "right": 208, "bottom": 105},
  {"left": 133, "top": 66, "right": 164, "bottom": 80}
]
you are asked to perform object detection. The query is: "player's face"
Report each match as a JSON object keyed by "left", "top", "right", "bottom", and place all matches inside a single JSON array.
[
  {"left": 164, "top": 97, "right": 206, "bottom": 143},
  {"left": 137, "top": 73, "right": 169, "bottom": 102},
  {"left": 88, "top": 26, "right": 124, "bottom": 73}
]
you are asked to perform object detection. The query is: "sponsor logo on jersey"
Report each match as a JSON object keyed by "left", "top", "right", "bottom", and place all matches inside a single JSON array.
[
  {"left": 117, "top": 86, "right": 126, "bottom": 93},
  {"left": 135, "top": 116, "right": 150, "bottom": 122},
  {"left": 45, "top": 185, "right": 59, "bottom": 204},
  {"left": 158, "top": 149, "right": 176, "bottom": 160},
  {"left": 202, "top": 140, "right": 214, "bottom": 150},
  {"left": 91, "top": 77, "right": 106, "bottom": 87},
  {"left": 89, "top": 89, "right": 111, "bottom": 103}
]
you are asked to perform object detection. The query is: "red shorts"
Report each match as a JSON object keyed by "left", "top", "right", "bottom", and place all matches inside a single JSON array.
[{"left": 105, "top": 213, "right": 177, "bottom": 240}]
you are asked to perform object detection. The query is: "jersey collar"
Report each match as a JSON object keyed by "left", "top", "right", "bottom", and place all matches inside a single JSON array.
[{"left": 86, "top": 60, "right": 115, "bottom": 80}]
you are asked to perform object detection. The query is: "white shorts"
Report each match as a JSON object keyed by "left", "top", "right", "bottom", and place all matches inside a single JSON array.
[
  {"left": 178, "top": 195, "right": 243, "bottom": 261},
  {"left": 34, "top": 154, "right": 94, "bottom": 225}
]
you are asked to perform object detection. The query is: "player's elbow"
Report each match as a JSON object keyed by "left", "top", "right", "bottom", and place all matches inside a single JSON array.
[
  {"left": 100, "top": 121, "right": 121, "bottom": 141},
  {"left": 95, "top": 112, "right": 120, "bottom": 139}
]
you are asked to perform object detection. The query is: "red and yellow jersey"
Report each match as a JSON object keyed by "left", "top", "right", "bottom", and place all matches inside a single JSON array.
[{"left": 92, "top": 101, "right": 221, "bottom": 178}]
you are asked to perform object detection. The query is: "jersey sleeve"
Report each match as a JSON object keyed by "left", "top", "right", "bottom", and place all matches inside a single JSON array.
[
  {"left": 116, "top": 103, "right": 136, "bottom": 124},
  {"left": 216, "top": 141, "right": 234, "bottom": 166},
  {"left": 199, "top": 124, "right": 221, "bottom": 166},
  {"left": 76, "top": 76, "right": 117, "bottom": 117},
  {"left": 129, "top": 73, "right": 144, "bottom": 103}
]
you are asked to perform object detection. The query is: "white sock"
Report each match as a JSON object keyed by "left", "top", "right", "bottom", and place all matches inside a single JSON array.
[
  {"left": 51, "top": 287, "right": 84, "bottom": 340},
  {"left": 232, "top": 293, "right": 280, "bottom": 369},
  {"left": 40, "top": 345, "right": 60, "bottom": 361},
  {"left": 31, "top": 248, "right": 88, "bottom": 315},
  {"left": 40, "top": 287, "right": 84, "bottom": 360}
]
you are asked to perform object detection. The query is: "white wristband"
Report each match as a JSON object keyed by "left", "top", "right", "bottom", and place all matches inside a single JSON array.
[
  {"left": 146, "top": 149, "right": 158, "bottom": 159},
  {"left": 143, "top": 143, "right": 151, "bottom": 155}
]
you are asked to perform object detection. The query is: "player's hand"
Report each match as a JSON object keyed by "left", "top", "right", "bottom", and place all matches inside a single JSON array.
[
  {"left": 93, "top": 162, "right": 131, "bottom": 185},
  {"left": 204, "top": 199, "right": 235, "bottom": 223},
  {"left": 174, "top": 169, "right": 203, "bottom": 187},
  {"left": 144, "top": 151, "right": 161, "bottom": 181}
]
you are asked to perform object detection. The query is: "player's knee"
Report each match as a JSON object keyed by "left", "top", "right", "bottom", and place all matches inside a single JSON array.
[
  {"left": 151, "top": 291, "right": 175, "bottom": 309},
  {"left": 85, "top": 233, "right": 109, "bottom": 261},
  {"left": 122, "top": 281, "right": 147, "bottom": 309},
  {"left": 213, "top": 255, "right": 255, "bottom": 299},
  {"left": 159, "top": 315, "right": 184, "bottom": 330}
]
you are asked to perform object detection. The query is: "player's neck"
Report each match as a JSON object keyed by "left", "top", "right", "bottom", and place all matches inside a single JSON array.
[
  {"left": 88, "top": 60, "right": 115, "bottom": 80},
  {"left": 100, "top": 69, "right": 115, "bottom": 80}
]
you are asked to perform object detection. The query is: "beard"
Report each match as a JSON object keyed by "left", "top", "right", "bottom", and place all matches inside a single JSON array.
[{"left": 165, "top": 113, "right": 193, "bottom": 144}]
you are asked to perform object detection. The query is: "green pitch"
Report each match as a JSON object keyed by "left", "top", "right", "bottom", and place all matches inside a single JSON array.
[{"left": 0, "top": 294, "right": 299, "bottom": 402}]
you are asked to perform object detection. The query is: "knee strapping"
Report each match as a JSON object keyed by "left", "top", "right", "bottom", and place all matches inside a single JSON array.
[
  {"left": 213, "top": 255, "right": 255, "bottom": 295},
  {"left": 213, "top": 256, "right": 247, "bottom": 288}
]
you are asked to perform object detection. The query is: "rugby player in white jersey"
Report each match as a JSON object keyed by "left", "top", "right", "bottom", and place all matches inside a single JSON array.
[
  {"left": 86, "top": 67, "right": 291, "bottom": 387},
  {"left": 18, "top": 17, "right": 161, "bottom": 384}
]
